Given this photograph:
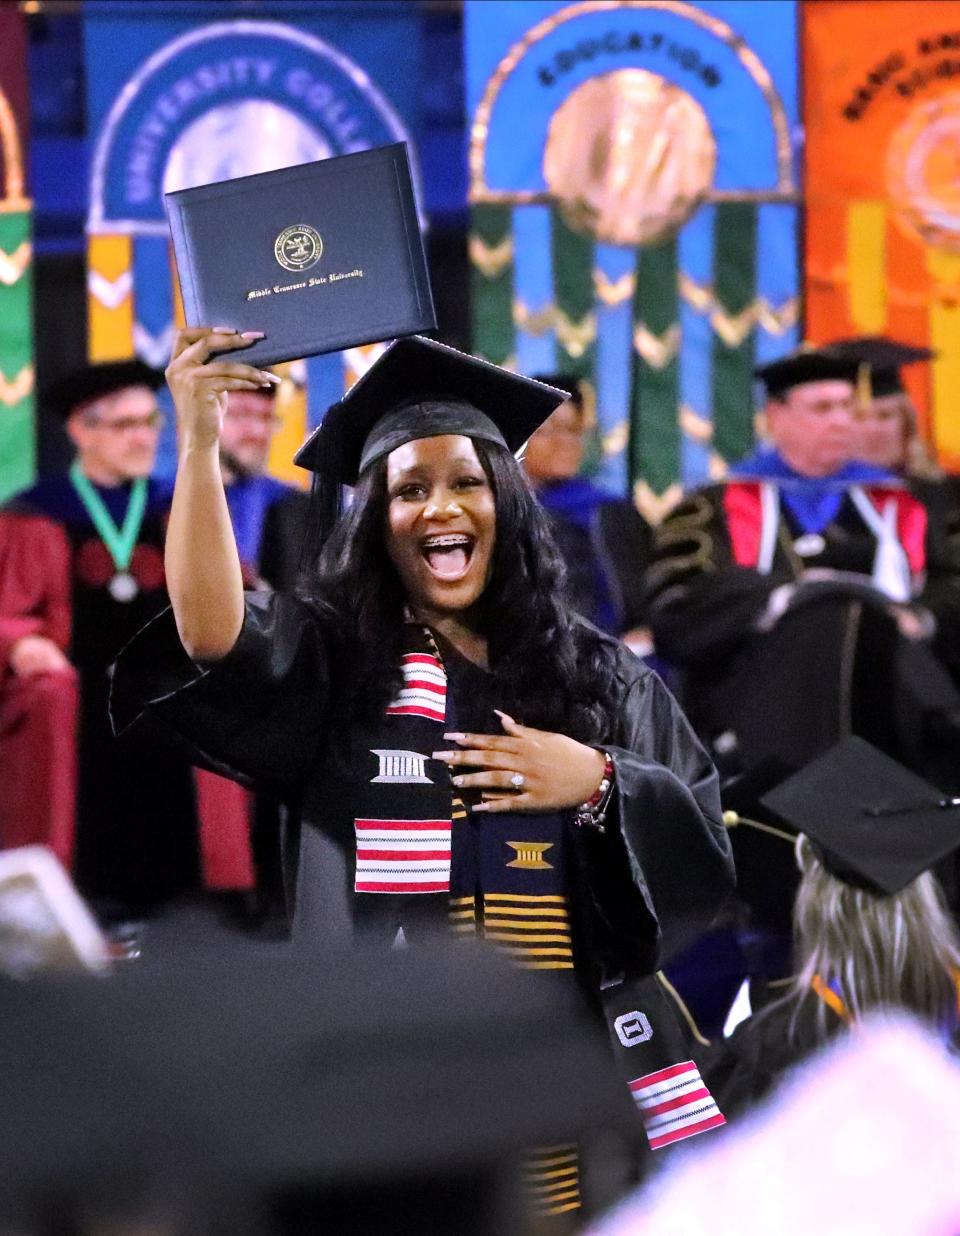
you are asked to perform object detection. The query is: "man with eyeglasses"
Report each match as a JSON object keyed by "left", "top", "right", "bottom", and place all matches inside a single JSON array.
[{"left": 0, "top": 360, "right": 209, "bottom": 926}]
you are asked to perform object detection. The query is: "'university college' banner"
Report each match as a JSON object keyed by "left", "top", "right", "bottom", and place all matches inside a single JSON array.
[
  {"left": 83, "top": 0, "right": 423, "bottom": 480},
  {"left": 466, "top": 0, "right": 799, "bottom": 519}
]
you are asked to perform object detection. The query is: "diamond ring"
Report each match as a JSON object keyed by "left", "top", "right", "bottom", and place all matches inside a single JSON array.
[{"left": 510, "top": 772, "right": 525, "bottom": 789}]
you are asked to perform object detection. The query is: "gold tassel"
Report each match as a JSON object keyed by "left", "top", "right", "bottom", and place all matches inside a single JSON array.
[{"left": 857, "top": 361, "right": 873, "bottom": 409}]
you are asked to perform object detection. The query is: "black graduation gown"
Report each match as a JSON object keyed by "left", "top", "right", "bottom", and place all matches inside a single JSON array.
[
  {"left": 644, "top": 482, "right": 960, "bottom": 780},
  {"left": 112, "top": 597, "right": 737, "bottom": 1175},
  {"left": 111, "top": 593, "right": 734, "bottom": 974},
  {"left": 6, "top": 475, "right": 199, "bottom": 910},
  {"left": 912, "top": 475, "right": 960, "bottom": 684},
  {"left": 701, "top": 996, "right": 843, "bottom": 1122}
]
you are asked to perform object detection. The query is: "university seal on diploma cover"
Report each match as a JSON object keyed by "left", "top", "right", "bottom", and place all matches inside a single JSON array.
[{"left": 165, "top": 143, "right": 436, "bottom": 368}]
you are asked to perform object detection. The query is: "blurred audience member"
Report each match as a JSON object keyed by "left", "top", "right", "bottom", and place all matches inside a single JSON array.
[
  {"left": 833, "top": 336, "right": 960, "bottom": 685},
  {"left": 645, "top": 345, "right": 960, "bottom": 781},
  {"left": 0, "top": 362, "right": 201, "bottom": 918},
  {"left": 220, "top": 382, "right": 310, "bottom": 592},
  {"left": 704, "top": 738, "right": 960, "bottom": 1120},
  {"left": 527, "top": 374, "right": 652, "bottom": 638},
  {"left": 832, "top": 336, "right": 941, "bottom": 478}
]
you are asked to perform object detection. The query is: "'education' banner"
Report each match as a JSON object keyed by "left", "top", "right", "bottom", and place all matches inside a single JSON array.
[{"left": 466, "top": 0, "right": 799, "bottom": 518}]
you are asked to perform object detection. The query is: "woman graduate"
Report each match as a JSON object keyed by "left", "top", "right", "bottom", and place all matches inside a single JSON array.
[
  {"left": 111, "top": 329, "right": 734, "bottom": 1186},
  {"left": 706, "top": 736, "right": 960, "bottom": 1122}
]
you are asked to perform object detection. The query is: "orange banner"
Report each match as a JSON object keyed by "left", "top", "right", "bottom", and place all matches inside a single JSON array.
[{"left": 804, "top": 0, "right": 960, "bottom": 469}]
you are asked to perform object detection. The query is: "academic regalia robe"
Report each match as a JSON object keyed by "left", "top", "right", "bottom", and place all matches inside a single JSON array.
[
  {"left": 224, "top": 475, "right": 310, "bottom": 593},
  {"left": 111, "top": 593, "right": 736, "bottom": 1174},
  {"left": 536, "top": 479, "right": 652, "bottom": 635},
  {"left": 911, "top": 474, "right": 960, "bottom": 684},
  {"left": 0, "top": 474, "right": 251, "bottom": 912},
  {"left": 703, "top": 977, "right": 960, "bottom": 1123},
  {"left": 701, "top": 993, "right": 845, "bottom": 1121},
  {"left": 645, "top": 458, "right": 960, "bottom": 780}
]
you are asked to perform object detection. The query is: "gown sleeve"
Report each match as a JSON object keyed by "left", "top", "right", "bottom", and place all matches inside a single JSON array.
[
  {"left": 110, "top": 591, "right": 329, "bottom": 794},
  {"left": 574, "top": 649, "right": 735, "bottom": 972},
  {"left": 645, "top": 487, "right": 783, "bottom": 663},
  {"left": 0, "top": 512, "right": 73, "bottom": 670}
]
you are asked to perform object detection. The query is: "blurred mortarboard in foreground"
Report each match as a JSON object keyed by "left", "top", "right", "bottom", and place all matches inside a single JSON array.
[
  {"left": 0, "top": 943, "right": 637, "bottom": 1232},
  {"left": 755, "top": 345, "right": 858, "bottom": 400},
  {"left": 42, "top": 359, "right": 164, "bottom": 421},
  {"left": 721, "top": 757, "right": 799, "bottom": 932},
  {"left": 829, "top": 335, "right": 935, "bottom": 402},
  {"left": 760, "top": 735, "right": 960, "bottom": 896},
  {"left": 294, "top": 336, "right": 567, "bottom": 484}
]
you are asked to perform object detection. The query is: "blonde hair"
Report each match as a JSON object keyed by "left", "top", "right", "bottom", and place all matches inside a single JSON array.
[
  {"left": 786, "top": 835, "right": 960, "bottom": 1041},
  {"left": 881, "top": 393, "right": 942, "bottom": 479}
]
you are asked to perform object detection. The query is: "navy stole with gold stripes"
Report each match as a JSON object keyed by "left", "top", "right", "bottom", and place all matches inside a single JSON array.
[{"left": 350, "top": 625, "right": 574, "bottom": 933}]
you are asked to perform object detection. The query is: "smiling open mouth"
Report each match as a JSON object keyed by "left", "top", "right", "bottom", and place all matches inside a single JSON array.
[{"left": 420, "top": 533, "right": 476, "bottom": 580}]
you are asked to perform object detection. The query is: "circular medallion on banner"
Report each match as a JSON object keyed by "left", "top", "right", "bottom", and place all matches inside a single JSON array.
[
  {"left": 109, "top": 572, "right": 139, "bottom": 603},
  {"left": 274, "top": 224, "right": 324, "bottom": 272},
  {"left": 887, "top": 95, "right": 960, "bottom": 252},
  {"left": 542, "top": 69, "right": 716, "bottom": 247}
]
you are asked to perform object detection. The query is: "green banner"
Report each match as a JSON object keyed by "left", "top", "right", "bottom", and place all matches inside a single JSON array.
[
  {"left": 550, "top": 208, "right": 596, "bottom": 383},
  {"left": 0, "top": 209, "right": 34, "bottom": 500},
  {"left": 631, "top": 240, "right": 679, "bottom": 499},
  {"left": 470, "top": 204, "right": 515, "bottom": 367},
  {"left": 711, "top": 203, "right": 758, "bottom": 467}
]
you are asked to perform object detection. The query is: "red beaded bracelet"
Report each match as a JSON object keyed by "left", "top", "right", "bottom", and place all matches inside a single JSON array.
[{"left": 574, "top": 752, "right": 615, "bottom": 832}]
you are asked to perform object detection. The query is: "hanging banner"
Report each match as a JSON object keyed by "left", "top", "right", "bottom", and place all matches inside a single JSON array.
[
  {"left": 84, "top": 0, "right": 423, "bottom": 480},
  {"left": 466, "top": 0, "right": 799, "bottom": 517},
  {"left": 0, "top": 4, "right": 35, "bottom": 501},
  {"left": 804, "top": 0, "right": 960, "bottom": 470}
]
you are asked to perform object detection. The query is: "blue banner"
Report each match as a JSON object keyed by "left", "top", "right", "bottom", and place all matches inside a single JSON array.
[
  {"left": 466, "top": 0, "right": 799, "bottom": 504},
  {"left": 84, "top": 0, "right": 423, "bottom": 477}
]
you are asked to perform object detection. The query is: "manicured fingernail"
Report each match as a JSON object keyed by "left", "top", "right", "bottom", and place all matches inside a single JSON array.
[
  {"left": 493, "top": 709, "right": 512, "bottom": 722},
  {"left": 259, "top": 372, "right": 282, "bottom": 384},
  {"left": 212, "top": 326, "right": 235, "bottom": 333},
  {"left": 431, "top": 751, "right": 452, "bottom": 761},
  {"left": 240, "top": 331, "right": 265, "bottom": 339},
  {"left": 472, "top": 802, "right": 489, "bottom": 813},
  {"left": 451, "top": 775, "right": 465, "bottom": 787},
  {"left": 443, "top": 732, "right": 466, "bottom": 741}
]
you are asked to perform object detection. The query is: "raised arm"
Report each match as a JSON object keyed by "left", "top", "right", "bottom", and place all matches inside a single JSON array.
[{"left": 164, "top": 327, "right": 279, "bottom": 660}]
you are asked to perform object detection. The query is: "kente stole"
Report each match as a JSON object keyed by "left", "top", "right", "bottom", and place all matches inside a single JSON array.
[{"left": 351, "top": 624, "right": 724, "bottom": 1210}]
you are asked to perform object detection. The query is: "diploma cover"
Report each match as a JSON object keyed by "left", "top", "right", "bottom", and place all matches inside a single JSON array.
[{"left": 165, "top": 143, "right": 436, "bottom": 368}]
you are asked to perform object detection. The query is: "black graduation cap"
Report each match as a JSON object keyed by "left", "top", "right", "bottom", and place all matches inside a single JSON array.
[
  {"left": 42, "top": 359, "right": 165, "bottom": 420},
  {"left": 829, "top": 336, "right": 935, "bottom": 400},
  {"left": 755, "top": 345, "right": 858, "bottom": 400},
  {"left": 530, "top": 372, "right": 582, "bottom": 405},
  {"left": 0, "top": 943, "right": 637, "bottom": 1231},
  {"left": 294, "top": 336, "right": 567, "bottom": 484},
  {"left": 760, "top": 736, "right": 960, "bottom": 896}
]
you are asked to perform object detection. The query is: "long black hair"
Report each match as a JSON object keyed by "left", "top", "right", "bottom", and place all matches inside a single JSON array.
[{"left": 297, "top": 438, "right": 621, "bottom": 743}]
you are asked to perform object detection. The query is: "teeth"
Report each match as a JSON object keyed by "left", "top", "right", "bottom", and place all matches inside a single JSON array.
[{"left": 423, "top": 535, "right": 471, "bottom": 548}]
